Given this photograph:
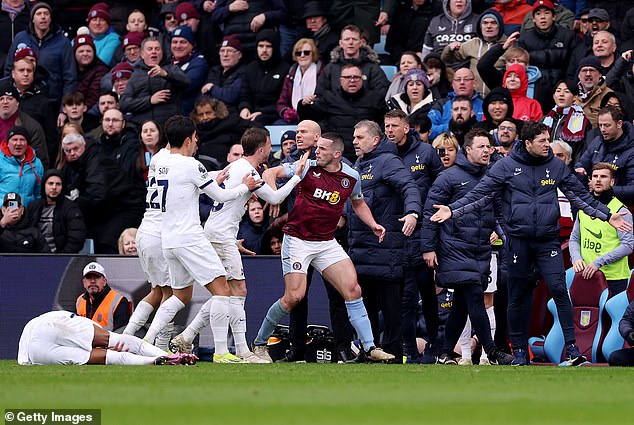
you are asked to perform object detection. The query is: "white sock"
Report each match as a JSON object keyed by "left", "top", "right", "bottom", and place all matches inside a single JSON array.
[
  {"left": 229, "top": 296, "right": 249, "bottom": 355},
  {"left": 181, "top": 299, "right": 212, "bottom": 343},
  {"left": 109, "top": 332, "right": 167, "bottom": 357},
  {"left": 123, "top": 300, "right": 155, "bottom": 335},
  {"left": 486, "top": 306, "right": 496, "bottom": 339},
  {"left": 459, "top": 318, "right": 472, "bottom": 358},
  {"left": 105, "top": 350, "right": 157, "bottom": 365},
  {"left": 144, "top": 296, "right": 185, "bottom": 343},
  {"left": 209, "top": 296, "right": 230, "bottom": 355},
  {"left": 155, "top": 322, "right": 174, "bottom": 352}
]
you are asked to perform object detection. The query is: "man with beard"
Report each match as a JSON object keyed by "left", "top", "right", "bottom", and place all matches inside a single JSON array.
[
  {"left": 97, "top": 108, "right": 142, "bottom": 188},
  {"left": 493, "top": 118, "right": 520, "bottom": 158},
  {"left": 447, "top": 96, "right": 478, "bottom": 146},
  {"left": 573, "top": 56, "right": 613, "bottom": 127}
]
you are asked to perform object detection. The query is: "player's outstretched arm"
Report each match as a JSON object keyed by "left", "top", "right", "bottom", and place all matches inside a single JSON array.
[
  {"left": 351, "top": 198, "right": 385, "bottom": 243},
  {"left": 256, "top": 152, "right": 309, "bottom": 205},
  {"left": 609, "top": 211, "right": 633, "bottom": 232},
  {"left": 429, "top": 205, "right": 452, "bottom": 223}
]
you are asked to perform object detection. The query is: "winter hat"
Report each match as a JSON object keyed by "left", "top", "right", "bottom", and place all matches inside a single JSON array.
[
  {"left": 122, "top": 31, "right": 144, "bottom": 49},
  {"left": 14, "top": 46, "right": 37, "bottom": 63},
  {"left": 7, "top": 125, "right": 30, "bottom": 142},
  {"left": 111, "top": 62, "right": 134, "bottom": 82},
  {"left": 576, "top": 56, "right": 602, "bottom": 75},
  {"left": 176, "top": 2, "right": 200, "bottom": 21},
  {"left": 280, "top": 130, "right": 296, "bottom": 144},
  {"left": 221, "top": 34, "right": 242, "bottom": 52},
  {"left": 303, "top": 1, "right": 327, "bottom": 19},
  {"left": 72, "top": 35, "right": 95, "bottom": 53},
  {"left": 588, "top": 8, "right": 610, "bottom": 22},
  {"left": 403, "top": 68, "right": 430, "bottom": 89},
  {"left": 172, "top": 25, "right": 195, "bottom": 45},
  {"left": 0, "top": 80, "right": 20, "bottom": 100},
  {"left": 30, "top": 2, "right": 52, "bottom": 21},
  {"left": 86, "top": 2, "right": 111, "bottom": 25}
]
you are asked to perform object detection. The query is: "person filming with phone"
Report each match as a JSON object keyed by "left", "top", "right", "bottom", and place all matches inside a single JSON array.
[{"left": 0, "top": 192, "right": 50, "bottom": 253}]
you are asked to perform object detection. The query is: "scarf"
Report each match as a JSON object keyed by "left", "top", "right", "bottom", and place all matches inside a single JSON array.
[
  {"left": 577, "top": 76, "right": 605, "bottom": 102},
  {"left": 291, "top": 62, "right": 317, "bottom": 111},
  {"left": 542, "top": 105, "right": 587, "bottom": 144},
  {"left": 1, "top": 0, "right": 25, "bottom": 20}
]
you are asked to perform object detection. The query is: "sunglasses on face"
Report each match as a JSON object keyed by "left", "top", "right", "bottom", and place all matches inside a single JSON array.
[{"left": 295, "top": 50, "right": 311, "bottom": 57}]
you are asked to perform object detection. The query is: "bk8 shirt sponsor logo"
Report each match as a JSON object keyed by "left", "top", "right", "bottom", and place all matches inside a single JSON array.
[{"left": 313, "top": 188, "right": 341, "bottom": 205}]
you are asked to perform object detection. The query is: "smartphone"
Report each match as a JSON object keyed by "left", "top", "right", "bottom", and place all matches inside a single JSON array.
[
  {"left": 436, "top": 147, "right": 447, "bottom": 157},
  {"left": 7, "top": 200, "right": 18, "bottom": 210}
]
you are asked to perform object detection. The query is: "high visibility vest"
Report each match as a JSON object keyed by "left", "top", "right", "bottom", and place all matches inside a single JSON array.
[
  {"left": 76, "top": 289, "right": 125, "bottom": 331},
  {"left": 579, "top": 197, "right": 630, "bottom": 281}
]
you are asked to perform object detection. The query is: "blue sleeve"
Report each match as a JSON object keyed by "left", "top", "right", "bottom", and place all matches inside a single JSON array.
[
  {"left": 209, "top": 76, "right": 243, "bottom": 105},
  {"left": 184, "top": 57, "right": 209, "bottom": 91},
  {"left": 61, "top": 41, "right": 78, "bottom": 96},
  {"left": 96, "top": 33, "right": 120, "bottom": 66},
  {"left": 448, "top": 161, "right": 505, "bottom": 217},
  {"left": 559, "top": 171, "right": 611, "bottom": 221},
  {"left": 211, "top": 0, "right": 231, "bottom": 25},
  {"left": 429, "top": 101, "right": 448, "bottom": 139}
]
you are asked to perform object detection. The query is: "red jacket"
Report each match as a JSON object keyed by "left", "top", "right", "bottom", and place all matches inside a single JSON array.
[{"left": 503, "top": 64, "right": 543, "bottom": 121}]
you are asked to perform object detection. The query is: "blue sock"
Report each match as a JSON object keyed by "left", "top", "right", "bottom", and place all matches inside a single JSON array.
[
  {"left": 345, "top": 298, "right": 374, "bottom": 352},
  {"left": 254, "top": 299, "right": 289, "bottom": 346}
]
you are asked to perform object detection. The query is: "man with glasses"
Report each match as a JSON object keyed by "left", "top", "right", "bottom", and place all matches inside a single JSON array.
[
  {"left": 298, "top": 64, "right": 386, "bottom": 160},
  {"left": 96, "top": 108, "right": 142, "bottom": 188},
  {"left": 567, "top": 8, "right": 617, "bottom": 82},
  {"left": 316, "top": 25, "right": 389, "bottom": 97},
  {"left": 428, "top": 67, "right": 483, "bottom": 139},
  {"left": 201, "top": 35, "right": 245, "bottom": 111},
  {"left": 120, "top": 37, "right": 191, "bottom": 126},
  {"left": 574, "top": 56, "right": 613, "bottom": 127}
]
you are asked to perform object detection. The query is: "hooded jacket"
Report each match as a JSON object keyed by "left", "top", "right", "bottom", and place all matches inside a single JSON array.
[
  {"left": 238, "top": 29, "right": 290, "bottom": 124},
  {"left": 0, "top": 138, "right": 43, "bottom": 207},
  {"left": 25, "top": 169, "right": 86, "bottom": 253},
  {"left": 503, "top": 64, "right": 543, "bottom": 122},
  {"left": 449, "top": 142, "right": 611, "bottom": 240},
  {"left": 441, "top": 8, "right": 507, "bottom": 95},
  {"left": 480, "top": 86, "right": 515, "bottom": 130},
  {"left": 422, "top": 0, "right": 479, "bottom": 63},
  {"left": 576, "top": 121, "right": 634, "bottom": 205},
  {"left": 348, "top": 138, "right": 422, "bottom": 280},
  {"left": 422, "top": 153, "right": 495, "bottom": 287}
]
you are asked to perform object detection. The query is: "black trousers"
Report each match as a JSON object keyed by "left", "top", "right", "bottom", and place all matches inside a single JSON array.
[
  {"left": 608, "top": 348, "right": 634, "bottom": 366},
  {"left": 401, "top": 263, "right": 438, "bottom": 358},
  {"left": 443, "top": 282, "right": 495, "bottom": 354},
  {"left": 359, "top": 276, "right": 403, "bottom": 358},
  {"left": 288, "top": 266, "right": 353, "bottom": 354}
]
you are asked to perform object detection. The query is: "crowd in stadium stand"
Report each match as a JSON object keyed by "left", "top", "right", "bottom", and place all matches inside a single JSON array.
[{"left": 4, "top": 0, "right": 634, "bottom": 366}]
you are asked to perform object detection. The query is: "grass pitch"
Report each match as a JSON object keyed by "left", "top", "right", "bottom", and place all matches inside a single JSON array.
[{"left": 1, "top": 360, "right": 633, "bottom": 425}]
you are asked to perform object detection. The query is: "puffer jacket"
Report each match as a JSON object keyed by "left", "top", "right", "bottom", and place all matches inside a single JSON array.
[
  {"left": 348, "top": 138, "right": 422, "bottom": 280},
  {"left": 422, "top": 153, "right": 495, "bottom": 287},
  {"left": 0, "top": 139, "right": 43, "bottom": 207},
  {"left": 449, "top": 142, "right": 611, "bottom": 240},
  {"left": 575, "top": 121, "right": 634, "bottom": 205}
]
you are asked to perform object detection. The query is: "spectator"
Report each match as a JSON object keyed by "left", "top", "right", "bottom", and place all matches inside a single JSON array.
[
  {"left": 502, "top": 64, "right": 543, "bottom": 121},
  {"left": 432, "top": 132, "right": 459, "bottom": 168},
  {"left": 0, "top": 80, "right": 48, "bottom": 168},
  {"left": 592, "top": 30, "right": 618, "bottom": 74},
  {"left": 387, "top": 68, "right": 435, "bottom": 116},
  {"left": 386, "top": 0, "right": 437, "bottom": 65},
  {"left": 428, "top": 67, "right": 484, "bottom": 139},
  {"left": 54, "top": 123, "right": 84, "bottom": 170},
  {"left": 422, "top": 0, "right": 479, "bottom": 68},
  {"left": 120, "top": 37, "right": 191, "bottom": 126},
  {"left": 0, "top": 125, "right": 43, "bottom": 207},
  {"left": 315, "top": 24, "right": 389, "bottom": 97},
  {"left": 541, "top": 80, "right": 591, "bottom": 161},
  {"left": 606, "top": 49, "right": 634, "bottom": 115},
  {"left": 493, "top": 118, "right": 520, "bottom": 156},
  {"left": 239, "top": 29, "right": 289, "bottom": 125},
  {"left": 607, "top": 298, "right": 634, "bottom": 366},
  {"left": 574, "top": 56, "right": 614, "bottom": 127},
  {"left": 109, "top": 62, "right": 134, "bottom": 97},
  {"left": 85, "top": 3, "right": 120, "bottom": 67},
  {"left": 348, "top": 119, "right": 422, "bottom": 361},
  {"left": 570, "top": 162, "right": 633, "bottom": 295},
  {"left": 298, "top": 64, "right": 387, "bottom": 161},
  {"left": 76, "top": 261, "right": 131, "bottom": 332},
  {"left": 520, "top": 0, "right": 575, "bottom": 34},
  {"left": 477, "top": 87, "right": 514, "bottom": 132},
  {"left": 442, "top": 8, "right": 507, "bottom": 96},
  {"left": 192, "top": 97, "right": 251, "bottom": 166},
  {"left": 0, "top": 191, "right": 49, "bottom": 253},
  {"left": 237, "top": 198, "right": 269, "bottom": 256},
  {"left": 301, "top": 1, "right": 339, "bottom": 65},
  {"left": 410, "top": 111, "right": 433, "bottom": 143},
  {"left": 156, "top": 2, "right": 179, "bottom": 55},
  {"left": 60, "top": 92, "right": 100, "bottom": 136},
  {"left": 73, "top": 34, "right": 109, "bottom": 110},
  {"left": 201, "top": 34, "right": 246, "bottom": 111},
  {"left": 0, "top": 0, "right": 29, "bottom": 68},
  {"left": 25, "top": 169, "right": 85, "bottom": 253},
  {"left": 447, "top": 95, "right": 479, "bottom": 146},
  {"left": 4, "top": 2, "right": 76, "bottom": 121},
  {"left": 226, "top": 143, "right": 244, "bottom": 165},
  {"left": 120, "top": 31, "right": 144, "bottom": 66},
  {"left": 575, "top": 106, "right": 634, "bottom": 205},
  {"left": 271, "top": 130, "right": 295, "bottom": 166},
  {"left": 423, "top": 53, "right": 453, "bottom": 100},
  {"left": 517, "top": 0, "right": 577, "bottom": 109},
  {"left": 85, "top": 91, "right": 119, "bottom": 131},
  {"left": 260, "top": 226, "right": 283, "bottom": 255},
  {"left": 136, "top": 119, "right": 167, "bottom": 184},
  {"left": 126, "top": 9, "right": 147, "bottom": 34},
  {"left": 118, "top": 227, "right": 137, "bottom": 255},
  {"left": 59, "top": 132, "right": 144, "bottom": 254},
  {"left": 385, "top": 51, "right": 424, "bottom": 101},
  {"left": 622, "top": 8, "right": 634, "bottom": 52},
  {"left": 169, "top": 25, "right": 209, "bottom": 115},
  {"left": 277, "top": 38, "right": 323, "bottom": 125}
]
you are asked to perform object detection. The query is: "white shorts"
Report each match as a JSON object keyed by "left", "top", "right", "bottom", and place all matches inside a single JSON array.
[
  {"left": 281, "top": 235, "right": 349, "bottom": 275},
  {"left": 136, "top": 231, "right": 170, "bottom": 287},
  {"left": 163, "top": 243, "right": 226, "bottom": 289},
  {"left": 18, "top": 311, "right": 95, "bottom": 365},
  {"left": 210, "top": 240, "right": 245, "bottom": 281},
  {"left": 486, "top": 251, "right": 498, "bottom": 294}
]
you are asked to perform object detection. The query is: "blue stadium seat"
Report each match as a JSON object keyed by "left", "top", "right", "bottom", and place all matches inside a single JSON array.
[
  {"left": 381, "top": 65, "right": 398, "bottom": 82},
  {"left": 602, "top": 277, "right": 634, "bottom": 360},
  {"left": 373, "top": 34, "right": 388, "bottom": 55},
  {"left": 266, "top": 125, "right": 296, "bottom": 150},
  {"left": 79, "top": 239, "right": 94, "bottom": 254}
]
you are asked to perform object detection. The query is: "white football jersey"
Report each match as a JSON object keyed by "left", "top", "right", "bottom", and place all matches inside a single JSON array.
[
  {"left": 204, "top": 158, "right": 300, "bottom": 242},
  {"left": 138, "top": 148, "right": 170, "bottom": 238},
  {"left": 155, "top": 153, "right": 249, "bottom": 249}
]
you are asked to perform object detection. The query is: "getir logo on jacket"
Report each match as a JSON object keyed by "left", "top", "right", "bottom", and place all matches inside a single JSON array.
[{"left": 313, "top": 188, "right": 341, "bottom": 205}]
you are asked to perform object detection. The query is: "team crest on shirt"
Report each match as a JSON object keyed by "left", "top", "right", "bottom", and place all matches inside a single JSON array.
[
  {"left": 292, "top": 262, "right": 302, "bottom": 270},
  {"left": 341, "top": 178, "right": 350, "bottom": 188}
]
